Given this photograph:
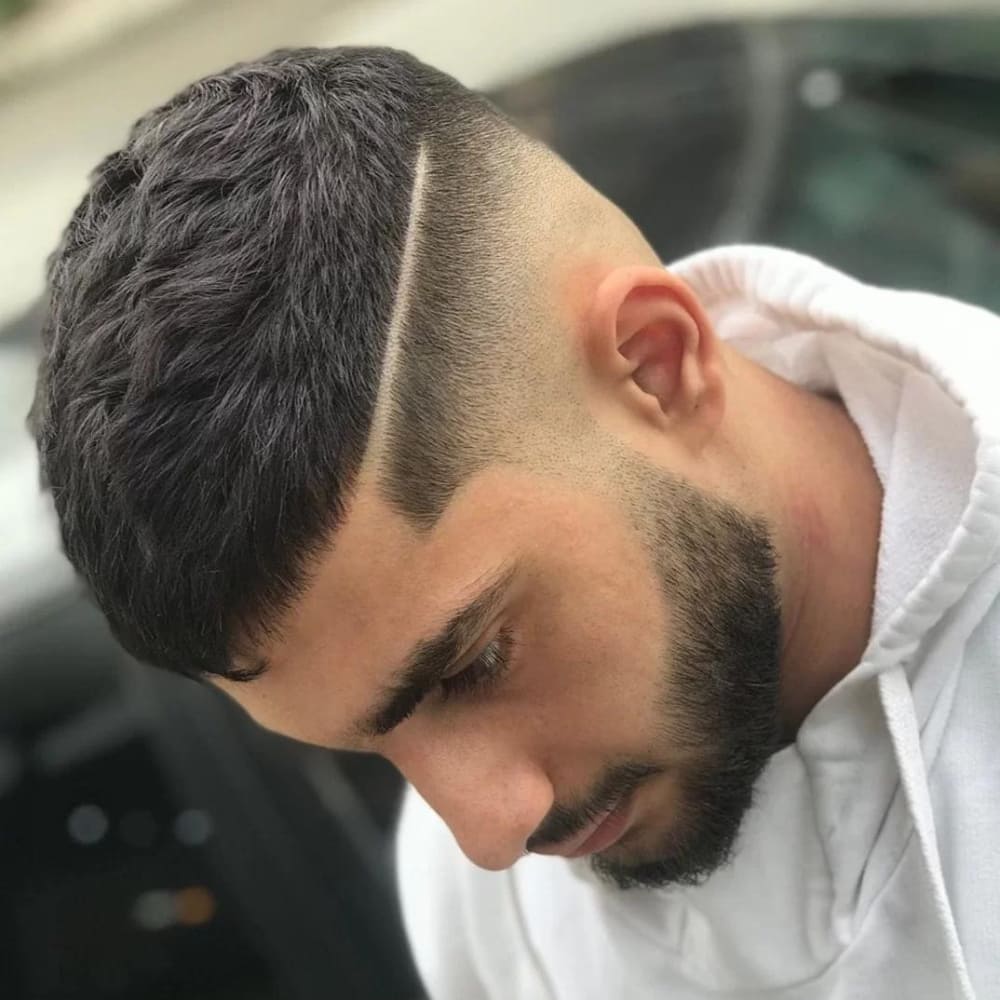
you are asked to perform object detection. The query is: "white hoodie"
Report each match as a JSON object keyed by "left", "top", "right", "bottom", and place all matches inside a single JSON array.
[{"left": 395, "top": 246, "right": 1000, "bottom": 1000}]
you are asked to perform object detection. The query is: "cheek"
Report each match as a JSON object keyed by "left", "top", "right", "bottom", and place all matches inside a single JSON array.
[{"left": 519, "top": 552, "right": 672, "bottom": 756}]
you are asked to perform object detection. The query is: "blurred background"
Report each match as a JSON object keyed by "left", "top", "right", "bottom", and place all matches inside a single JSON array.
[{"left": 2, "top": 0, "right": 1000, "bottom": 997}]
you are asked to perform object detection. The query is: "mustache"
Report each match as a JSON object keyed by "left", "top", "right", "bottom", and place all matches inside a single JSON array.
[{"left": 525, "top": 761, "right": 662, "bottom": 852}]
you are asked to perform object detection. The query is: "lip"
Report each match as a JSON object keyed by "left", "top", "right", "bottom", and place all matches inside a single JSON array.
[{"left": 532, "top": 789, "right": 635, "bottom": 859}]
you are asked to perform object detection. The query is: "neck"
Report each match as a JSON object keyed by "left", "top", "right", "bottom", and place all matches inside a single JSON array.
[{"left": 736, "top": 352, "right": 884, "bottom": 740}]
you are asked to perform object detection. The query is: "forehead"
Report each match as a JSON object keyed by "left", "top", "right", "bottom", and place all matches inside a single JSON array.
[{"left": 220, "top": 464, "right": 541, "bottom": 744}]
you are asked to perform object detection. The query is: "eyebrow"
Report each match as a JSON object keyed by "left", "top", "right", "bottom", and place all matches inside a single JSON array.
[{"left": 351, "top": 560, "right": 518, "bottom": 743}]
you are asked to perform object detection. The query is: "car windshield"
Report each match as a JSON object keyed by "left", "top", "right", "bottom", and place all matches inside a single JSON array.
[{"left": 764, "top": 19, "right": 1000, "bottom": 313}]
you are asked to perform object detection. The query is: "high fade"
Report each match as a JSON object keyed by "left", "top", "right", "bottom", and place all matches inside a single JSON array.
[{"left": 31, "top": 45, "right": 584, "bottom": 682}]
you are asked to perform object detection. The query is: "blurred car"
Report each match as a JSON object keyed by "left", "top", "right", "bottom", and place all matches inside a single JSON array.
[{"left": 1, "top": 12, "right": 999, "bottom": 1000}]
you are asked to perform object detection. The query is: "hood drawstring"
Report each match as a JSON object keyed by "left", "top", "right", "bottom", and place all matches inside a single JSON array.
[{"left": 879, "top": 665, "right": 976, "bottom": 999}]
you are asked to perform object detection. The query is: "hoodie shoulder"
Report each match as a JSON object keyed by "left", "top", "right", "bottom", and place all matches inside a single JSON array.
[{"left": 395, "top": 786, "right": 492, "bottom": 999}]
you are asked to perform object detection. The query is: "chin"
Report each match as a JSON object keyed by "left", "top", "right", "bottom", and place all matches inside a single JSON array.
[
  {"left": 590, "top": 836, "right": 739, "bottom": 891},
  {"left": 589, "top": 796, "right": 747, "bottom": 891}
]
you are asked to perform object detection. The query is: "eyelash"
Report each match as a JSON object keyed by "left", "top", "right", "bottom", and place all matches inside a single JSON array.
[{"left": 438, "top": 627, "right": 516, "bottom": 702}]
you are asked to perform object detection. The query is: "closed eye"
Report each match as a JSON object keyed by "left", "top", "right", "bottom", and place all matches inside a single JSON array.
[{"left": 439, "top": 627, "right": 517, "bottom": 702}]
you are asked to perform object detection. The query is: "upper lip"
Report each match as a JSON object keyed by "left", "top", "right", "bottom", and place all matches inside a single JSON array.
[{"left": 530, "top": 796, "right": 623, "bottom": 858}]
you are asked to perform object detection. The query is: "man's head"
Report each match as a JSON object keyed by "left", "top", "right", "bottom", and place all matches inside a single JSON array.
[{"left": 32, "top": 46, "right": 788, "bottom": 889}]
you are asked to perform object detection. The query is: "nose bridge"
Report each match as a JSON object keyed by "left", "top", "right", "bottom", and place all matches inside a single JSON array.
[{"left": 391, "top": 719, "right": 553, "bottom": 871}]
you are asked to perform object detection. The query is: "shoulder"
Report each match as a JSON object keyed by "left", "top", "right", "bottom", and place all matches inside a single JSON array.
[
  {"left": 395, "top": 783, "right": 464, "bottom": 928},
  {"left": 396, "top": 783, "right": 472, "bottom": 918},
  {"left": 394, "top": 786, "right": 558, "bottom": 1000},
  {"left": 394, "top": 786, "right": 492, "bottom": 999}
]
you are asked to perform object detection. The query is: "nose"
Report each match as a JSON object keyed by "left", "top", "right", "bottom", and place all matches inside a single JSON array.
[{"left": 389, "top": 725, "right": 553, "bottom": 871}]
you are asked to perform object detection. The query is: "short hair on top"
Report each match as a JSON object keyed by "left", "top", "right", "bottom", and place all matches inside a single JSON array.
[{"left": 30, "top": 45, "right": 565, "bottom": 682}]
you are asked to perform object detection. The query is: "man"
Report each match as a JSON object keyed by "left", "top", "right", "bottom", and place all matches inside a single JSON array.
[{"left": 30, "top": 45, "right": 999, "bottom": 1000}]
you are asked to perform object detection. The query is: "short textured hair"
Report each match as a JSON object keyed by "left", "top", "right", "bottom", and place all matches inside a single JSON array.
[{"left": 30, "top": 46, "right": 567, "bottom": 681}]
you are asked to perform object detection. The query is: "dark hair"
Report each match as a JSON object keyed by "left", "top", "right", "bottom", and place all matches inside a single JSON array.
[{"left": 30, "top": 46, "right": 534, "bottom": 681}]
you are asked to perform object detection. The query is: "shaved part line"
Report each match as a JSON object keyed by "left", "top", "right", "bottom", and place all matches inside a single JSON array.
[{"left": 366, "top": 142, "right": 430, "bottom": 471}]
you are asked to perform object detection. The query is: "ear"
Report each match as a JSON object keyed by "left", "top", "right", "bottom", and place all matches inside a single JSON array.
[{"left": 583, "top": 265, "right": 725, "bottom": 448}]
